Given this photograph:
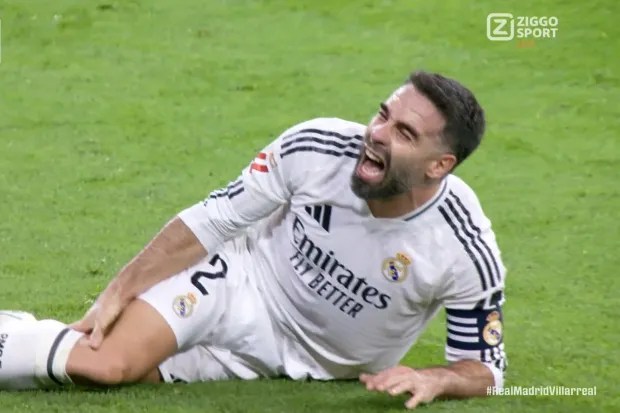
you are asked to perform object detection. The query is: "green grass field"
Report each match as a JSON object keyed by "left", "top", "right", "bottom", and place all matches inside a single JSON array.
[{"left": 1, "top": 0, "right": 618, "bottom": 411}]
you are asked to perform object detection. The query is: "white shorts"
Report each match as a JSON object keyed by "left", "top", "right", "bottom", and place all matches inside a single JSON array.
[{"left": 139, "top": 239, "right": 284, "bottom": 383}]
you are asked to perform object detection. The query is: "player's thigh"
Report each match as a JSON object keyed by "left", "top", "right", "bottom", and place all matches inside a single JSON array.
[
  {"left": 137, "top": 253, "right": 233, "bottom": 351},
  {"left": 66, "top": 299, "right": 177, "bottom": 385},
  {"left": 66, "top": 254, "right": 233, "bottom": 385}
]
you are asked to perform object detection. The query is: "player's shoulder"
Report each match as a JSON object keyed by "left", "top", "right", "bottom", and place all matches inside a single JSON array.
[
  {"left": 435, "top": 174, "right": 505, "bottom": 299},
  {"left": 444, "top": 174, "right": 484, "bottom": 209},
  {"left": 436, "top": 174, "right": 499, "bottom": 241},
  {"left": 435, "top": 174, "right": 492, "bottom": 228},
  {"left": 277, "top": 117, "right": 364, "bottom": 160},
  {"left": 279, "top": 117, "right": 366, "bottom": 141}
]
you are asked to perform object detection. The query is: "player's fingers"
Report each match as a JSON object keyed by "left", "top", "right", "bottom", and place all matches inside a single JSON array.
[
  {"left": 89, "top": 304, "right": 122, "bottom": 349},
  {"left": 388, "top": 379, "right": 415, "bottom": 396},
  {"left": 360, "top": 372, "right": 384, "bottom": 390},
  {"left": 359, "top": 373, "right": 374, "bottom": 384},
  {"left": 375, "top": 371, "right": 412, "bottom": 392},
  {"left": 366, "top": 366, "right": 401, "bottom": 387},
  {"left": 364, "top": 371, "right": 390, "bottom": 390},
  {"left": 88, "top": 323, "right": 104, "bottom": 350},
  {"left": 361, "top": 373, "right": 383, "bottom": 390},
  {"left": 362, "top": 375, "right": 377, "bottom": 390},
  {"left": 405, "top": 393, "right": 423, "bottom": 410},
  {"left": 69, "top": 304, "right": 98, "bottom": 332}
]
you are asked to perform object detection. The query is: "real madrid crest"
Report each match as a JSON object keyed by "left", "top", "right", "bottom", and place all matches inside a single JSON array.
[
  {"left": 172, "top": 292, "right": 198, "bottom": 318},
  {"left": 482, "top": 311, "right": 503, "bottom": 346},
  {"left": 382, "top": 252, "right": 412, "bottom": 283}
]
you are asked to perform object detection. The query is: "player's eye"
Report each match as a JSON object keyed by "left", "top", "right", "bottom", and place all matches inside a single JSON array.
[
  {"left": 399, "top": 126, "right": 414, "bottom": 141},
  {"left": 378, "top": 110, "right": 388, "bottom": 120}
]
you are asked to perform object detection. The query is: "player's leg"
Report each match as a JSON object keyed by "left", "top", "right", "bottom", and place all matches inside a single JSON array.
[
  {"left": 65, "top": 299, "right": 176, "bottom": 386},
  {"left": 0, "top": 299, "right": 176, "bottom": 389},
  {"left": 69, "top": 252, "right": 236, "bottom": 386},
  {"left": 0, "top": 254, "right": 230, "bottom": 390},
  {"left": 0, "top": 315, "right": 82, "bottom": 389}
]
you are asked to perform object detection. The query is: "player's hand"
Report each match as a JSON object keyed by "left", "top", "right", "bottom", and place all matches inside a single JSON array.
[
  {"left": 360, "top": 365, "right": 442, "bottom": 409},
  {"left": 70, "top": 285, "right": 127, "bottom": 349}
]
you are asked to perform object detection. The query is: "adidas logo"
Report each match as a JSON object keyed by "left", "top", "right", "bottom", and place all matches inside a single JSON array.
[{"left": 304, "top": 204, "right": 332, "bottom": 232}]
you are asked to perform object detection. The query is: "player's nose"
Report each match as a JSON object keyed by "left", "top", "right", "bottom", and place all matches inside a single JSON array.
[{"left": 369, "top": 122, "right": 391, "bottom": 146}]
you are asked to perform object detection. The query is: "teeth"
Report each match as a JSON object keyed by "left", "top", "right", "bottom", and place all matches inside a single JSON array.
[{"left": 365, "top": 149, "right": 383, "bottom": 164}]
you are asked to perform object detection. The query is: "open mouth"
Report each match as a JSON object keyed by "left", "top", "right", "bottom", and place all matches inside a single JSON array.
[{"left": 356, "top": 145, "right": 386, "bottom": 184}]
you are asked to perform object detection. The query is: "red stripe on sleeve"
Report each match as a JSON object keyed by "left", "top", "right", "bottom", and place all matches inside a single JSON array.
[{"left": 250, "top": 163, "right": 269, "bottom": 173}]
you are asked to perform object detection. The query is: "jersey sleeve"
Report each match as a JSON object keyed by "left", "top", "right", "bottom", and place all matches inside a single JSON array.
[
  {"left": 436, "top": 185, "right": 508, "bottom": 388},
  {"left": 178, "top": 128, "right": 296, "bottom": 254},
  {"left": 177, "top": 118, "right": 362, "bottom": 254},
  {"left": 444, "top": 293, "right": 507, "bottom": 388}
]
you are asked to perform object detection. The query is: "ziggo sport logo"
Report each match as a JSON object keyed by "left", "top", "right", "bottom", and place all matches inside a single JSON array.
[{"left": 487, "top": 13, "right": 559, "bottom": 41}]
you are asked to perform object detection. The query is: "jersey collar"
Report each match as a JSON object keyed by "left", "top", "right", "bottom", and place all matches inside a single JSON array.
[
  {"left": 358, "top": 178, "right": 448, "bottom": 223},
  {"left": 401, "top": 178, "right": 448, "bottom": 221}
]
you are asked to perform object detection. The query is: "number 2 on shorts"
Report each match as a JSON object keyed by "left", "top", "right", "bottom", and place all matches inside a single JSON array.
[{"left": 190, "top": 254, "right": 228, "bottom": 296}]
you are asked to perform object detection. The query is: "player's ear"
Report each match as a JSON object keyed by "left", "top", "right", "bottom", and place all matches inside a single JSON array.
[{"left": 428, "top": 153, "right": 457, "bottom": 179}]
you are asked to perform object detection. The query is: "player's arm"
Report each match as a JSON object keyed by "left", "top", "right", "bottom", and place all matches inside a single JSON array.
[
  {"left": 439, "top": 298, "right": 507, "bottom": 393},
  {"left": 109, "top": 142, "right": 295, "bottom": 304},
  {"left": 361, "top": 359, "right": 496, "bottom": 409},
  {"left": 361, "top": 294, "right": 506, "bottom": 409},
  {"left": 362, "top": 199, "right": 507, "bottom": 409},
  {"left": 405, "top": 188, "right": 507, "bottom": 404},
  {"left": 415, "top": 357, "right": 496, "bottom": 397},
  {"left": 74, "top": 121, "right": 312, "bottom": 346},
  {"left": 100, "top": 217, "right": 207, "bottom": 306}
]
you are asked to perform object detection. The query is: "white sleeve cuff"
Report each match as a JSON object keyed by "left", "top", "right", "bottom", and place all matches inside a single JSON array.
[{"left": 178, "top": 203, "right": 221, "bottom": 255}]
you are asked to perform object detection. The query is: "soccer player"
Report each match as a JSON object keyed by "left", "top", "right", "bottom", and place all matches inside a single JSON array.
[{"left": 0, "top": 71, "right": 506, "bottom": 410}]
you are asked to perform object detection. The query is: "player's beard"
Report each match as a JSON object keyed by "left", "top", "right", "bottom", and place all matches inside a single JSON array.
[{"left": 350, "top": 141, "right": 416, "bottom": 200}]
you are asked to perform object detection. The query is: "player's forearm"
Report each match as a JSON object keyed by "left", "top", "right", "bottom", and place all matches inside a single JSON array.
[
  {"left": 108, "top": 216, "right": 207, "bottom": 303},
  {"left": 418, "top": 359, "right": 496, "bottom": 399}
]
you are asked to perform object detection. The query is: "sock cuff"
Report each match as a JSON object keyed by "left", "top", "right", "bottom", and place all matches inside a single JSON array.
[
  {"left": 49, "top": 328, "right": 83, "bottom": 385},
  {"left": 34, "top": 321, "right": 83, "bottom": 387}
]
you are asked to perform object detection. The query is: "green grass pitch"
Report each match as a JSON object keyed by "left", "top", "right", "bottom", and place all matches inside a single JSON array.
[{"left": 0, "top": 0, "right": 618, "bottom": 411}]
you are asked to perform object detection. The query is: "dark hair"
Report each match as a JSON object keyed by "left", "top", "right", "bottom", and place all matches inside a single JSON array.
[{"left": 408, "top": 71, "right": 486, "bottom": 168}]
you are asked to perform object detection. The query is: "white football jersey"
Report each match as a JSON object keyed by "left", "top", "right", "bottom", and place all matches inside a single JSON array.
[{"left": 179, "top": 117, "right": 507, "bottom": 384}]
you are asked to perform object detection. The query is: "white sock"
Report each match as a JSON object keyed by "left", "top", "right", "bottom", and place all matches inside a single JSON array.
[{"left": 0, "top": 319, "right": 83, "bottom": 390}]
